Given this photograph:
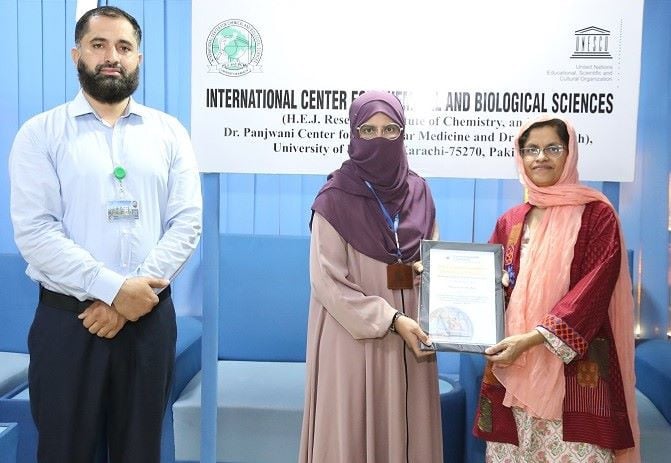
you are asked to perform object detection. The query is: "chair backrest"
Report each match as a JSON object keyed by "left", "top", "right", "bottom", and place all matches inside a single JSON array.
[
  {"left": 635, "top": 339, "right": 671, "bottom": 425},
  {"left": 0, "top": 253, "right": 37, "bottom": 352},
  {"left": 218, "top": 234, "right": 310, "bottom": 362},
  {"left": 459, "top": 352, "right": 487, "bottom": 463}
]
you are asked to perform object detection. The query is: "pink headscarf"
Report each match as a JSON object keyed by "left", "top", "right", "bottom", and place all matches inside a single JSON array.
[{"left": 492, "top": 114, "right": 639, "bottom": 462}]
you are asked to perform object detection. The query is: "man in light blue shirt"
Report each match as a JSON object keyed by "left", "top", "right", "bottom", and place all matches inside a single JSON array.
[{"left": 8, "top": 6, "right": 202, "bottom": 463}]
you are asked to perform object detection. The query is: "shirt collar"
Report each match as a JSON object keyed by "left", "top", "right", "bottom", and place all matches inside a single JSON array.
[{"left": 70, "top": 89, "right": 148, "bottom": 119}]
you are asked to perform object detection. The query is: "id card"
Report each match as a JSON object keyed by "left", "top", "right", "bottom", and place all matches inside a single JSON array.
[
  {"left": 107, "top": 200, "right": 140, "bottom": 222},
  {"left": 387, "top": 262, "right": 414, "bottom": 290}
]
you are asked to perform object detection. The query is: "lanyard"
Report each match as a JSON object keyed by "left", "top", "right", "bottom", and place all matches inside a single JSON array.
[
  {"left": 364, "top": 181, "right": 402, "bottom": 261},
  {"left": 99, "top": 105, "right": 129, "bottom": 195}
]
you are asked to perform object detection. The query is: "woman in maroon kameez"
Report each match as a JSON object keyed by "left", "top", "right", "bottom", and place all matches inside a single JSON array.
[{"left": 474, "top": 115, "right": 640, "bottom": 462}]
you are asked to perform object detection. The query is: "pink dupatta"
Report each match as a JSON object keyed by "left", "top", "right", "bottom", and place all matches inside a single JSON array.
[{"left": 491, "top": 115, "right": 639, "bottom": 462}]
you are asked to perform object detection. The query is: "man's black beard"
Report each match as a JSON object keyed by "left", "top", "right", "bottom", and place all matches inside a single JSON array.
[{"left": 77, "top": 60, "right": 140, "bottom": 104}]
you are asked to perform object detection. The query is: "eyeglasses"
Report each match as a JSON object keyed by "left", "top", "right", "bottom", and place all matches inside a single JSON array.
[
  {"left": 519, "top": 145, "right": 566, "bottom": 158},
  {"left": 356, "top": 123, "right": 403, "bottom": 140}
]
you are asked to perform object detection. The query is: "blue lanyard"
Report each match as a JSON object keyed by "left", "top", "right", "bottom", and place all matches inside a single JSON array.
[{"left": 364, "top": 181, "right": 402, "bottom": 261}]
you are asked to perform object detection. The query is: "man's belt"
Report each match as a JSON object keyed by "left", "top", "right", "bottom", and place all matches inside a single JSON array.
[{"left": 39, "top": 285, "right": 171, "bottom": 314}]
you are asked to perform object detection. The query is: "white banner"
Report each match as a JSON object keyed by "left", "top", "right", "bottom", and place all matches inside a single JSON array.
[
  {"left": 191, "top": 1, "right": 643, "bottom": 181},
  {"left": 75, "top": 0, "right": 98, "bottom": 21}
]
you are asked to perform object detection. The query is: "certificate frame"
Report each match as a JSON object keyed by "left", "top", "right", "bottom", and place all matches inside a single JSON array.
[{"left": 418, "top": 240, "right": 505, "bottom": 354}]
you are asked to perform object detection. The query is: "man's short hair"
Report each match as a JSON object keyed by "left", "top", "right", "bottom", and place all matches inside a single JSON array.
[{"left": 74, "top": 6, "right": 142, "bottom": 47}]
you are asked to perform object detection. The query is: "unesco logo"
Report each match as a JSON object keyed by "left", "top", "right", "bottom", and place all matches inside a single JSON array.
[
  {"left": 206, "top": 19, "right": 263, "bottom": 76},
  {"left": 571, "top": 26, "right": 612, "bottom": 59}
]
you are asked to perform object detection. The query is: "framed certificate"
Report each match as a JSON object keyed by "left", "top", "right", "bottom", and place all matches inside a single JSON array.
[{"left": 418, "top": 240, "right": 505, "bottom": 353}]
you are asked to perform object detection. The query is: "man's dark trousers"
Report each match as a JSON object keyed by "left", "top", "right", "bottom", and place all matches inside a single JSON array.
[{"left": 28, "top": 291, "right": 176, "bottom": 463}]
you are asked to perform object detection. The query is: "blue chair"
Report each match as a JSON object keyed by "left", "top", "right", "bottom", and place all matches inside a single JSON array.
[
  {"left": 0, "top": 423, "right": 19, "bottom": 463},
  {"left": 459, "top": 352, "right": 486, "bottom": 463},
  {"left": 636, "top": 339, "right": 671, "bottom": 424},
  {"left": 0, "top": 254, "right": 35, "bottom": 463},
  {"left": 439, "top": 377, "right": 465, "bottom": 462}
]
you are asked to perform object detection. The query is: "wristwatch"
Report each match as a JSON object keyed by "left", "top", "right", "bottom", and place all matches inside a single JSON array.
[{"left": 389, "top": 311, "right": 405, "bottom": 332}]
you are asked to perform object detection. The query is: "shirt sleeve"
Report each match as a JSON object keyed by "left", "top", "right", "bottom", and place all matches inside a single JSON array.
[
  {"left": 538, "top": 203, "right": 621, "bottom": 359},
  {"left": 9, "top": 119, "right": 125, "bottom": 304},
  {"left": 537, "top": 326, "right": 577, "bottom": 363},
  {"left": 134, "top": 121, "right": 203, "bottom": 282},
  {"left": 309, "top": 213, "right": 397, "bottom": 340}
]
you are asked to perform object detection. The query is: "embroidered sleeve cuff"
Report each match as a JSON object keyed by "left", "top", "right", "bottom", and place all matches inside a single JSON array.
[
  {"left": 540, "top": 314, "right": 588, "bottom": 357},
  {"left": 536, "top": 326, "right": 577, "bottom": 363},
  {"left": 87, "top": 267, "right": 126, "bottom": 306}
]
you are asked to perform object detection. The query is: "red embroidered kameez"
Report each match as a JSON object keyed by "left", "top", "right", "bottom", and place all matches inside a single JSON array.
[{"left": 474, "top": 201, "right": 634, "bottom": 451}]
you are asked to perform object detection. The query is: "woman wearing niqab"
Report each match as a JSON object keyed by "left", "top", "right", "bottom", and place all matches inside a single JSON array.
[{"left": 298, "top": 91, "right": 443, "bottom": 463}]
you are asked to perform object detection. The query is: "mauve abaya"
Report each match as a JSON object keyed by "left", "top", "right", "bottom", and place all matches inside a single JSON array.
[{"left": 298, "top": 213, "right": 443, "bottom": 463}]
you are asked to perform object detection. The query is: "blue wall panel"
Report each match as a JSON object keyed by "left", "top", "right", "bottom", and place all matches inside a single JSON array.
[
  {"left": 471, "top": 179, "right": 521, "bottom": 243},
  {"left": 17, "top": 2, "right": 43, "bottom": 124},
  {"left": 428, "top": 178, "right": 475, "bottom": 242},
  {"left": 64, "top": 0, "right": 79, "bottom": 100},
  {"left": 253, "top": 174, "right": 281, "bottom": 234},
  {"left": 221, "top": 173, "right": 255, "bottom": 234},
  {"left": 0, "top": 0, "right": 19, "bottom": 253},
  {"left": 42, "top": 1, "right": 67, "bottom": 111},
  {"left": 620, "top": 0, "right": 671, "bottom": 338},
  {"left": 278, "top": 175, "right": 306, "bottom": 235},
  {"left": 141, "top": 0, "right": 167, "bottom": 111},
  {"left": 164, "top": 0, "right": 191, "bottom": 126}
]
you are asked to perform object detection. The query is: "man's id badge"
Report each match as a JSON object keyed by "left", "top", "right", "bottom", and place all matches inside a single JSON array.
[
  {"left": 107, "top": 200, "right": 140, "bottom": 222},
  {"left": 387, "top": 262, "right": 414, "bottom": 290}
]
